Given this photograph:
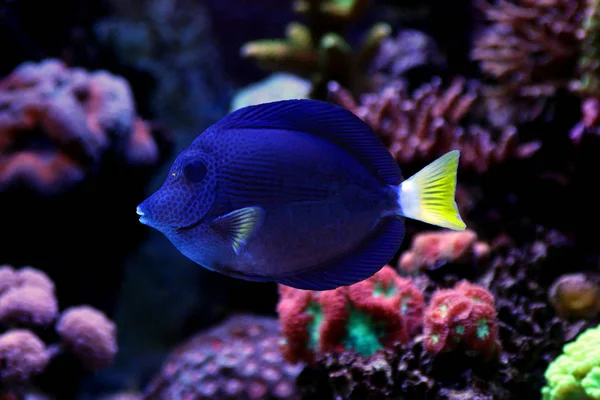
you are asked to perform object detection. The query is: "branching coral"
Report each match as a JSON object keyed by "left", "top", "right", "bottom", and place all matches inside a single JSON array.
[
  {"left": 143, "top": 314, "right": 302, "bottom": 400},
  {"left": 277, "top": 266, "right": 424, "bottom": 363},
  {"left": 368, "top": 29, "right": 446, "bottom": 90},
  {"left": 542, "top": 324, "right": 600, "bottom": 400},
  {"left": 0, "top": 58, "right": 164, "bottom": 196},
  {"left": 241, "top": 0, "right": 391, "bottom": 99},
  {"left": 472, "top": 0, "right": 583, "bottom": 93},
  {"left": 0, "top": 264, "right": 117, "bottom": 396},
  {"left": 423, "top": 280, "right": 501, "bottom": 359},
  {"left": 328, "top": 77, "right": 541, "bottom": 174},
  {"left": 471, "top": 0, "right": 585, "bottom": 125}
]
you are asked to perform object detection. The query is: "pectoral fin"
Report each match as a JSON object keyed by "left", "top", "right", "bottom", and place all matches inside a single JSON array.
[{"left": 211, "top": 206, "right": 265, "bottom": 254}]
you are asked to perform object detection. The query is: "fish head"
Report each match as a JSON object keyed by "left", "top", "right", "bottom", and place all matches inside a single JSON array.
[{"left": 136, "top": 147, "right": 217, "bottom": 235}]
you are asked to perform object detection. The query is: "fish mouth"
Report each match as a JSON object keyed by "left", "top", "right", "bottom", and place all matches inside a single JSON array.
[{"left": 136, "top": 206, "right": 148, "bottom": 224}]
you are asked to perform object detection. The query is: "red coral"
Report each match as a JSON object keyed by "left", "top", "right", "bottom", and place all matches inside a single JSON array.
[
  {"left": 56, "top": 305, "right": 118, "bottom": 370},
  {"left": 348, "top": 266, "right": 425, "bottom": 343},
  {"left": 277, "top": 266, "right": 424, "bottom": 363},
  {"left": 0, "top": 59, "right": 162, "bottom": 195},
  {"left": 399, "top": 229, "right": 490, "bottom": 273},
  {"left": 423, "top": 280, "right": 501, "bottom": 359},
  {"left": 277, "top": 285, "right": 348, "bottom": 363}
]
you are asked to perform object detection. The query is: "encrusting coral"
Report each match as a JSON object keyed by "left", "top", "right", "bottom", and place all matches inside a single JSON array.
[
  {"left": 143, "top": 314, "right": 303, "bottom": 400},
  {"left": 548, "top": 273, "right": 600, "bottom": 320},
  {"left": 0, "top": 264, "right": 117, "bottom": 396},
  {"left": 241, "top": 0, "right": 391, "bottom": 99},
  {"left": 541, "top": 323, "right": 600, "bottom": 400},
  {"left": 328, "top": 77, "right": 541, "bottom": 175},
  {"left": 399, "top": 229, "right": 491, "bottom": 274},
  {"left": 277, "top": 266, "right": 424, "bottom": 364},
  {"left": 0, "top": 58, "right": 166, "bottom": 196}
]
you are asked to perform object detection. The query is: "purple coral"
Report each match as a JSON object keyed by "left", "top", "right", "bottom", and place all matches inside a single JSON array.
[
  {"left": 0, "top": 264, "right": 118, "bottom": 396},
  {"left": 56, "top": 305, "right": 118, "bottom": 370},
  {"left": 0, "top": 59, "right": 164, "bottom": 195},
  {"left": 143, "top": 314, "right": 302, "bottom": 400},
  {"left": 0, "top": 286, "right": 58, "bottom": 326},
  {"left": 0, "top": 329, "right": 49, "bottom": 384}
]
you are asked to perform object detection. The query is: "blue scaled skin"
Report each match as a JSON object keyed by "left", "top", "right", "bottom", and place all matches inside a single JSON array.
[{"left": 137, "top": 100, "right": 465, "bottom": 290}]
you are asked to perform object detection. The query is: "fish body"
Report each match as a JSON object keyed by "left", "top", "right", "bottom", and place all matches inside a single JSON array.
[{"left": 137, "top": 99, "right": 465, "bottom": 290}]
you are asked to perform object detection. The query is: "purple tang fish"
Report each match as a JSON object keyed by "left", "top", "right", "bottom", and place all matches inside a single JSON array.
[{"left": 136, "top": 99, "right": 466, "bottom": 290}]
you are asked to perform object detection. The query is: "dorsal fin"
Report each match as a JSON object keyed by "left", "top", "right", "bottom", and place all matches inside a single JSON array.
[{"left": 210, "top": 99, "right": 402, "bottom": 185}]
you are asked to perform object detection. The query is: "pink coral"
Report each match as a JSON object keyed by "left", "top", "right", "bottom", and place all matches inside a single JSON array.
[
  {"left": 14, "top": 266, "right": 55, "bottom": 293},
  {"left": 0, "top": 59, "right": 162, "bottom": 195},
  {"left": 399, "top": 229, "right": 490, "bottom": 273},
  {"left": 423, "top": 280, "right": 501, "bottom": 359},
  {"left": 0, "top": 265, "right": 18, "bottom": 295},
  {"left": 56, "top": 305, "right": 117, "bottom": 370},
  {"left": 0, "top": 286, "right": 58, "bottom": 326},
  {"left": 0, "top": 329, "right": 49, "bottom": 383},
  {"left": 277, "top": 266, "right": 424, "bottom": 363},
  {"left": 328, "top": 78, "right": 540, "bottom": 174}
]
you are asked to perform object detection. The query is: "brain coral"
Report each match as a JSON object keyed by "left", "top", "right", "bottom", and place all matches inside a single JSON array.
[{"left": 277, "top": 265, "right": 424, "bottom": 363}]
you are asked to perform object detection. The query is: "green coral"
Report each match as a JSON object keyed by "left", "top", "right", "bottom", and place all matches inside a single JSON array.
[
  {"left": 573, "top": 0, "right": 600, "bottom": 96},
  {"left": 306, "top": 301, "right": 325, "bottom": 350},
  {"left": 542, "top": 324, "right": 600, "bottom": 400},
  {"left": 240, "top": 0, "right": 390, "bottom": 99},
  {"left": 344, "top": 309, "right": 385, "bottom": 357}
]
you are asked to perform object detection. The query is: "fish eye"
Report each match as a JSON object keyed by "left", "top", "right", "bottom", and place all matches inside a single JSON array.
[{"left": 183, "top": 160, "right": 207, "bottom": 183}]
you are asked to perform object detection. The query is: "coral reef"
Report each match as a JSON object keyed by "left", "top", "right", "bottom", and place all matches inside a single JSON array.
[
  {"left": 482, "top": 229, "right": 598, "bottom": 397},
  {"left": 399, "top": 229, "right": 490, "bottom": 275},
  {"left": 277, "top": 266, "right": 424, "bottom": 363},
  {"left": 328, "top": 77, "right": 541, "bottom": 175},
  {"left": 143, "top": 314, "right": 302, "bottom": 400},
  {"left": 0, "top": 265, "right": 117, "bottom": 398},
  {"left": 423, "top": 281, "right": 501, "bottom": 359},
  {"left": 95, "top": 0, "right": 233, "bottom": 129},
  {"left": 0, "top": 59, "right": 165, "bottom": 196},
  {"left": 472, "top": 0, "right": 583, "bottom": 94},
  {"left": 368, "top": 29, "right": 446, "bottom": 90},
  {"left": 230, "top": 73, "right": 311, "bottom": 111},
  {"left": 548, "top": 273, "right": 600, "bottom": 320},
  {"left": 241, "top": 0, "right": 391, "bottom": 99},
  {"left": 56, "top": 306, "right": 117, "bottom": 370},
  {"left": 542, "top": 324, "right": 600, "bottom": 400}
]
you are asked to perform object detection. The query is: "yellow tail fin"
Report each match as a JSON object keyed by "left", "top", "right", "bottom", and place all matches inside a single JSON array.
[{"left": 397, "top": 150, "right": 466, "bottom": 230}]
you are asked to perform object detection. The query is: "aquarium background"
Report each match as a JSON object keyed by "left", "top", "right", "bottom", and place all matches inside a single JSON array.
[{"left": 0, "top": 0, "right": 599, "bottom": 399}]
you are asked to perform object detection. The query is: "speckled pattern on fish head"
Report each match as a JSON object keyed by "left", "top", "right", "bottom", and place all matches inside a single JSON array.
[{"left": 137, "top": 137, "right": 218, "bottom": 235}]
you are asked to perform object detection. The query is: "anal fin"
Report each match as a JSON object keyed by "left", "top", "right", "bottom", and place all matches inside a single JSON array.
[{"left": 277, "top": 217, "right": 405, "bottom": 291}]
